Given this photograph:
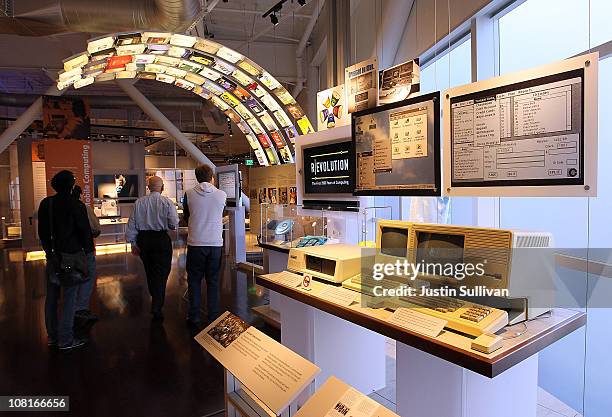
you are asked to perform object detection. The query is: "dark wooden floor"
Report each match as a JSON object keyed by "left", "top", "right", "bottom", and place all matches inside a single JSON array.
[{"left": 0, "top": 246, "right": 272, "bottom": 417}]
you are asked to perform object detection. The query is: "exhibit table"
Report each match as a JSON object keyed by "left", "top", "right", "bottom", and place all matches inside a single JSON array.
[
  {"left": 98, "top": 217, "right": 129, "bottom": 245},
  {"left": 256, "top": 243, "right": 387, "bottom": 398},
  {"left": 257, "top": 272, "right": 586, "bottom": 417}
]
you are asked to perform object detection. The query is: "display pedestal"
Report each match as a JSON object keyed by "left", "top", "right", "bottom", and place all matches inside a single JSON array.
[
  {"left": 261, "top": 246, "right": 290, "bottom": 327},
  {"left": 396, "top": 343, "right": 538, "bottom": 417},
  {"left": 277, "top": 293, "right": 386, "bottom": 396},
  {"left": 226, "top": 206, "right": 246, "bottom": 264},
  {"left": 263, "top": 246, "right": 289, "bottom": 275},
  {"left": 225, "top": 370, "right": 282, "bottom": 417}
]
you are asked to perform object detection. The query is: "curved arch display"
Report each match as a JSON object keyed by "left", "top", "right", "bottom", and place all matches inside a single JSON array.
[{"left": 57, "top": 31, "right": 315, "bottom": 166}]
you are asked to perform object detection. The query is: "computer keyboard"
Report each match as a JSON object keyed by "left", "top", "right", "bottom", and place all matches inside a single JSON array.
[
  {"left": 342, "top": 276, "right": 508, "bottom": 337},
  {"left": 391, "top": 295, "right": 508, "bottom": 337}
]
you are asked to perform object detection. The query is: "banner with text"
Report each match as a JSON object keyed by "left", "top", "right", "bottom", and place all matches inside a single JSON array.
[{"left": 44, "top": 140, "right": 94, "bottom": 206}]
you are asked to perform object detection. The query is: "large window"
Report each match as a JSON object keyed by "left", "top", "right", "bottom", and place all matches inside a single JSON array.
[
  {"left": 420, "top": 36, "right": 472, "bottom": 93},
  {"left": 401, "top": 37, "right": 472, "bottom": 224},
  {"left": 495, "top": 1, "right": 612, "bottom": 416},
  {"left": 499, "top": 0, "right": 612, "bottom": 75}
]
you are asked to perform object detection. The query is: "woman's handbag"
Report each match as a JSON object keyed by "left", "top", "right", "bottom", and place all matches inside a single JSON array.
[{"left": 47, "top": 198, "right": 90, "bottom": 287}]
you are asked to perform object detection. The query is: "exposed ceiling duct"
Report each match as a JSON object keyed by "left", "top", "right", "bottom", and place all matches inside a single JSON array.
[{"left": 0, "top": 0, "right": 205, "bottom": 36}]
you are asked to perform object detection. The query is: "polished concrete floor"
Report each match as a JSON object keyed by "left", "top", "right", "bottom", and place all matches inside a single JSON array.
[{"left": 0, "top": 246, "right": 272, "bottom": 417}]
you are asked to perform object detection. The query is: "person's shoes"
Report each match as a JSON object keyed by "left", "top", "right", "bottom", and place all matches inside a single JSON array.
[
  {"left": 151, "top": 311, "right": 164, "bottom": 321},
  {"left": 75, "top": 310, "right": 98, "bottom": 322},
  {"left": 47, "top": 338, "right": 58, "bottom": 348},
  {"left": 59, "top": 338, "right": 87, "bottom": 351}
]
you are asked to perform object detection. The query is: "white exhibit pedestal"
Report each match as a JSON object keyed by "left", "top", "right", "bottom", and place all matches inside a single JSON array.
[
  {"left": 263, "top": 248, "right": 289, "bottom": 275},
  {"left": 226, "top": 206, "right": 246, "bottom": 264},
  {"left": 262, "top": 248, "right": 289, "bottom": 315},
  {"left": 396, "top": 342, "right": 539, "bottom": 417},
  {"left": 277, "top": 293, "right": 386, "bottom": 397}
]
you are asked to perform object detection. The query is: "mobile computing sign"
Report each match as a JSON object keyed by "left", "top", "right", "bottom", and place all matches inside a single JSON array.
[{"left": 443, "top": 52, "right": 598, "bottom": 197}]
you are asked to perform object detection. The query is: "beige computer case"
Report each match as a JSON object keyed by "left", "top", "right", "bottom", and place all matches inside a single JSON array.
[{"left": 287, "top": 243, "right": 363, "bottom": 283}]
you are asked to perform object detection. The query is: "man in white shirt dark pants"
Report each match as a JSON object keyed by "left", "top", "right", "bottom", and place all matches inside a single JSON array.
[
  {"left": 126, "top": 176, "right": 179, "bottom": 320},
  {"left": 183, "top": 165, "right": 226, "bottom": 326}
]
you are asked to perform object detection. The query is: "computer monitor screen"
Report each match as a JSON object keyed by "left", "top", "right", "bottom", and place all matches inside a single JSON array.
[
  {"left": 94, "top": 174, "right": 139, "bottom": 199},
  {"left": 302, "top": 140, "right": 355, "bottom": 195},
  {"left": 416, "top": 232, "right": 465, "bottom": 274},
  {"left": 217, "top": 171, "right": 237, "bottom": 200},
  {"left": 352, "top": 92, "right": 440, "bottom": 196},
  {"left": 380, "top": 227, "right": 409, "bottom": 258}
]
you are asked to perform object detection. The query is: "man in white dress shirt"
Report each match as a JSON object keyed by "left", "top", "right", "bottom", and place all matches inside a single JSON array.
[{"left": 126, "top": 176, "right": 179, "bottom": 320}]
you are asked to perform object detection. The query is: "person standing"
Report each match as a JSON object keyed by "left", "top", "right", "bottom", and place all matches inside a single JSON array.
[
  {"left": 126, "top": 176, "right": 179, "bottom": 320},
  {"left": 71, "top": 185, "right": 101, "bottom": 323},
  {"left": 38, "top": 170, "right": 94, "bottom": 350},
  {"left": 184, "top": 165, "right": 226, "bottom": 326}
]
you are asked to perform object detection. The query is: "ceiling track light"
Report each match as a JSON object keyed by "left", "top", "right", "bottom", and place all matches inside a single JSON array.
[{"left": 263, "top": 0, "right": 286, "bottom": 26}]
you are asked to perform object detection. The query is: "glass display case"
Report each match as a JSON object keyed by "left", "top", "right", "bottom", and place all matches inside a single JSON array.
[
  {"left": 259, "top": 203, "right": 329, "bottom": 249},
  {"left": 93, "top": 198, "right": 121, "bottom": 218}
]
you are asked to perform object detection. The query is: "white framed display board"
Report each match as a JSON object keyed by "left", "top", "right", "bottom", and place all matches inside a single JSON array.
[
  {"left": 293, "top": 376, "right": 399, "bottom": 417},
  {"left": 443, "top": 52, "right": 598, "bottom": 197}
]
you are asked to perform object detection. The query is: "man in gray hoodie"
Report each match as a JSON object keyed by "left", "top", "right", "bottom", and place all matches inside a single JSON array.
[{"left": 184, "top": 164, "right": 227, "bottom": 326}]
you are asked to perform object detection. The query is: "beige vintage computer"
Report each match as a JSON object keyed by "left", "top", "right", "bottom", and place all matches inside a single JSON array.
[
  {"left": 287, "top": 243, "right": 362, "bottom": 284},
  {"left": 350, "top": 220, "right": 554, "bottom": 326}
]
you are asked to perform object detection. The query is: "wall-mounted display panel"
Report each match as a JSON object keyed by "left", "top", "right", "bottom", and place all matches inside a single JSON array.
[
  {"left": 379, "top": 59, "right": 420, "bottom": 105},
  {"left": 444, "top": 52, "right": 598, "bottom": 197},
  {"left": 94, "top": 174, "right": 140, "bottom": 200},
  {"left": 316, "top": 84, "right": 348, "bottom": 131},
  {"left": 352, "top": 92, "right": 441, "bottom": 196},
  {"left": 302, "top": 140, "right": 355, "bottom": 196},
  {"left": 345, "top": 58, "right": 379, "bottom": 113}
]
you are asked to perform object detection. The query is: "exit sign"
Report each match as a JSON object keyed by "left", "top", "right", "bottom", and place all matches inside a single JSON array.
[{"left": 245, "top": 159, "right": 254, "bottom": 166}]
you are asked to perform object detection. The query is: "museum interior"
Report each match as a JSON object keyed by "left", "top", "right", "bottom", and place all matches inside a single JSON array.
[{"left": 0, "top": 0, "right": 611, "bottom": 416}]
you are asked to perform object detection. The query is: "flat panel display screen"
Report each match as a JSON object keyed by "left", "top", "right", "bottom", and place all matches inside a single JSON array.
[
  {"left": 302, "top": 140, "right": 355, "bottom": 195},
  {"left": 352, "top": 92, "right": 441, "bottom": 196},
  {"left": 94, "top": 174, "right": 139, "bottom": 199},
  {"left": 450, "top": 69, "right": 584, "bottom": 188},
  {"left": 218, "top": 171, "right": 237, "bottom": 200}
]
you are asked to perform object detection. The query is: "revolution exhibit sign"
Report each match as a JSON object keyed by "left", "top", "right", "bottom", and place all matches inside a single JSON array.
[{"left": 302, "top": 140, "right": 355, "bottom": 195}]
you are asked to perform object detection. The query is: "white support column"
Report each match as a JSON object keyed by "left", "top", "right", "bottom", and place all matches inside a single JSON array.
[
  {"left": 0, "top": 85, "right": 64, "bottom": 155},
  {"left": 116, "top": 79, "right": 250, "bottom": 211}
]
